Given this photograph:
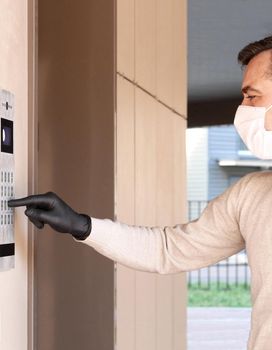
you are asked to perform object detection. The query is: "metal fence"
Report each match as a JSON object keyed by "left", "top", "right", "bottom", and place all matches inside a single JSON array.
[{"left": 187, "top": 200, "right": 250, "bottom": 290}]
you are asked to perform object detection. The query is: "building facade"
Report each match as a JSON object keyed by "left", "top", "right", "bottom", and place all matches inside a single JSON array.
[{"left": 187, "top": 124, "right": 272, "bottom": 204}]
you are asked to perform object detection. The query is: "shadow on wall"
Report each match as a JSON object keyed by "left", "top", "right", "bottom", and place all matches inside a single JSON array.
[{"left": 37, "top": 1, "right": 115, "bottom": 349}]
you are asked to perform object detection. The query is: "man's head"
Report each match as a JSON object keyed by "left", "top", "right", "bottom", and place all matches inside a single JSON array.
[{"left": 238, "top": 36, "right": 272, "bottom": 129}]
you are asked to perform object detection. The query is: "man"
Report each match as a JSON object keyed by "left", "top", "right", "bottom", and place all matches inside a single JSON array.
[{"left": 8, "top": 35, "right": 272, "bottom": 349}]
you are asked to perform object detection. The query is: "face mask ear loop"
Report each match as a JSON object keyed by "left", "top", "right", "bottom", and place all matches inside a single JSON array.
[{"left": 266, "top": 104, "right": 272, "bottom": 112}]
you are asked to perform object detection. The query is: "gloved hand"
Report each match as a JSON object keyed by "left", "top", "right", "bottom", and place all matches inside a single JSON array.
[{"left": 8, "top": 192, "right": 92, "bottom": 240}]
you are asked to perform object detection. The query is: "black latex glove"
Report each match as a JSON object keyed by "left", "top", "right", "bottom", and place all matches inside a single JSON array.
[{"left": 8, "top": 192, "right": 92, "bottom": 240}]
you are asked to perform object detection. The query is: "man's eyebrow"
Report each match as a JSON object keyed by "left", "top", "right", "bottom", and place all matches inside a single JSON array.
[{"left": 241, "top": 85, "right": 261, "bottom": 94}]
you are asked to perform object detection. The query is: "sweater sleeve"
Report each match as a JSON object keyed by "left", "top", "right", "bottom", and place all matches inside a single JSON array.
[{"left": 73, "top": 175, "right": 248, "bottom": 274}]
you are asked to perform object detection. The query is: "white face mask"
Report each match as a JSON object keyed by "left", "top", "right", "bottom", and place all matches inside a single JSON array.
[{"left": 234, "top": 104, "right": 272, "bottom": 159}]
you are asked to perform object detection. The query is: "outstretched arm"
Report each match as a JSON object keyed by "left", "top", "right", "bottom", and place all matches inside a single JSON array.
[
  {"left": 78, "top": 176, "right": 246, "bottom": 274},
  {"left": 9, "top": 174, "right": 249, "bottom": 274}
]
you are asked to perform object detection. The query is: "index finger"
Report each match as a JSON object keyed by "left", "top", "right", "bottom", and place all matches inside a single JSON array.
[{"left": 8, "top": 194, "right": 53, "bottom": 208}]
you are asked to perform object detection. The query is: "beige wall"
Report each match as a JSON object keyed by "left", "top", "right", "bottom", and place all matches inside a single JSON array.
[
  {"left": 37, "top": 0, "right": 188, "bottom": 349},
  {"left": 116, "top": 0, "right": 188, "bottom": 349},
  {"left": 37, "top": 1, "right": 115, "bottom": 349},
  {"left": 0, "top": 0, "right": 187, "bottom": 349},
  {"left": 0, "top": 0, "right": 32, "bottom": 349},
  {"left": 118, "top": 0, "right": 186, "bottom": 115}
]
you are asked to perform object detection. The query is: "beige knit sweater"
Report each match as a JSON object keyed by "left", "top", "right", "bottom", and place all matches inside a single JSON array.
[{"left": 75, "top": 170, "right": 272, "bottom": 350}]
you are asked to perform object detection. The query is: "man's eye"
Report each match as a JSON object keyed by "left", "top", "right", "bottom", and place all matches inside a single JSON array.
[{"left": 246, "top": 95, "right": 256, "bottom": 100}]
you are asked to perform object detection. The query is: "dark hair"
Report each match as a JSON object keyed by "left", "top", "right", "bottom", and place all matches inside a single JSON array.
[{"left": 238, "top": 35, "right": 272, "bottom": 66}]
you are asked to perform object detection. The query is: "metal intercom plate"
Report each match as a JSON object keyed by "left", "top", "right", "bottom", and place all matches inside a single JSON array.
[{"left": 0, "top": 90, "right": 14, "bottom": 271}]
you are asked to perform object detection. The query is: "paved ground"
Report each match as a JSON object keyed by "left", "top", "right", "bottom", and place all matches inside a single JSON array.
[{"left": 187, "top": 307, "right": 252, "bottom": 350}]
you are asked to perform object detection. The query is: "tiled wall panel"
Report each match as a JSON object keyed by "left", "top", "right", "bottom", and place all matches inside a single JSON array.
[
  {"left": 116, "top": 75, "right": 136, "bottom": 350},
  {"left": 135, "top": 0, "right": 157, "bottom": 95},
  {"left": 117, "top": 0, "right": 135, "bottom": 80},
  {"left": 116, "top": 1, "right": 187, "bottom": 349}
]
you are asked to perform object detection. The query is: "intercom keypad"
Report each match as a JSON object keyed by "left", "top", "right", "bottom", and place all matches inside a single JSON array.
[
  {"left": 0, "top": 169, "right": 14, "bottom": 237},
  {"left": 0, "top": 89, "right": 15, "bottom": 271}
]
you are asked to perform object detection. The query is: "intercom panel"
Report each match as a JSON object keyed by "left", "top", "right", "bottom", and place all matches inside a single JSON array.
[{"left": 0, "top": 89, "right": 14, "bottom": 271}]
